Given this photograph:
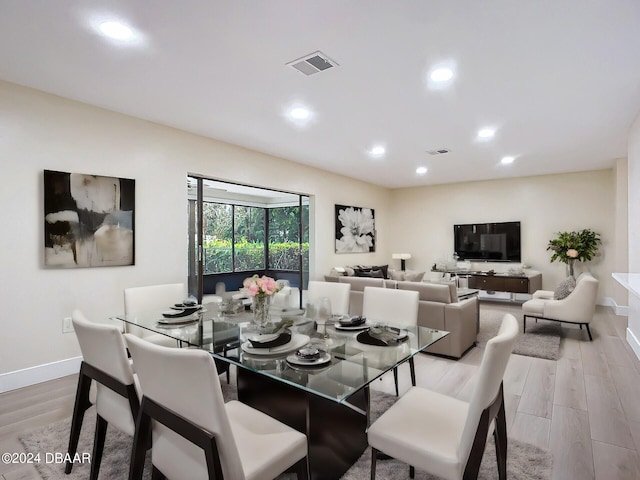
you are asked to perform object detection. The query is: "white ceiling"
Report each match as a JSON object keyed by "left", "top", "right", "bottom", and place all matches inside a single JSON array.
[{"left": 1, "top": 1, "right": 639, "bottom": 188}]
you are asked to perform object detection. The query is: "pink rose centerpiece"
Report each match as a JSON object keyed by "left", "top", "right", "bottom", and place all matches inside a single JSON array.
[{"left": 243, "top": 275, "right": 280, "bottom": 332}]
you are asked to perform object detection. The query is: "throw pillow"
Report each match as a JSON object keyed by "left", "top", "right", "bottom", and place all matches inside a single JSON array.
[
  {"left": 554, "top": 277, "right": 576, "bottom": 300},
  {"left": 357, "top": 269, "right": 384, "bottom": 278},
  {"left": 372, "top": 264, "right": 389, "bottom": 279},
  {"left": 344, "top": 267, "right": 355, "bottom": 276},
  {"left": 390, "top": 269, "right": 405, "bottom": 281},
  {"left": 404, "top": 271, "right": 425, "bottom": 282},
  {"left": 329, "top": 267, "right": 346, "bottom": 277}
]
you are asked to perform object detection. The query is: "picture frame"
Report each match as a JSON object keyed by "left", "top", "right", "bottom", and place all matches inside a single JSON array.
[
  {"left": 43, "top": 169, "right": 135, "bottom": 268},
  {"left": 335, "top": 204, "right": 375, "bottom": 253}
]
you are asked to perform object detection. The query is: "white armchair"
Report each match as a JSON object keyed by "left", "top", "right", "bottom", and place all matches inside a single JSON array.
[{"left": 522, "top": 273, "right": 599, "bottom": 340}]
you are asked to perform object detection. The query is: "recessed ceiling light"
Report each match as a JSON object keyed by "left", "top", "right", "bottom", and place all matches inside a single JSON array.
[
  {"left": 284, "top": 104, "right": 314, "bottom": 128},
  {"left": 501, "top": 156, "right": 515, "bottom": 165},
  {"left": 477, "top": 128, "right": 495, "bottom": 139},
  {"left": 99, "top": 21, "right": 134, "bottom": 40},
  {"left": 289, "top": 107, "right": 310, "bottom": 120},
  {"left": 416, "top": 166, "right": 428, "bottom": 175},
  {"left": 429, "top": 67, "right": 454, "bottom": 83},
  {"left": 369, "top": 145, "right": 386, "bottom": 157}
]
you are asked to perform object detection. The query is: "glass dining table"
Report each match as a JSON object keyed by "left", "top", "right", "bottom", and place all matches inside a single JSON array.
[{"left": 112, "top": 304, "right": 448, "bottom": 480}]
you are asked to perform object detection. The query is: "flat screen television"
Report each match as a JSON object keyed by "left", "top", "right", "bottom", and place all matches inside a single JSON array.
[{"left": 454, "top": 221, "right": 521, "bottom": 262}]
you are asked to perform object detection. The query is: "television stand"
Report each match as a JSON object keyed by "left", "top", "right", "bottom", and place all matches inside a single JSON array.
[{"left": 465, "top": 271, "right": 542, "bottom": 300}]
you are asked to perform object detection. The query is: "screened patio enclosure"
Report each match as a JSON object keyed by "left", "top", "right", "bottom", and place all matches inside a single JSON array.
[{"left": 187, "top": 176, "right": 310, "bottom": 307}]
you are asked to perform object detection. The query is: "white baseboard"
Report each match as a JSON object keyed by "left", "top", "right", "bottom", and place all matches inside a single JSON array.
[
  {"left": 600, "top": 296, "right": 629, "bottom": 316},
  {"left": 0, "top": 356, "right": 82, "bottom": 394},
  {"left": 627, "top": 328, "right": 640, "bottom": 362}
]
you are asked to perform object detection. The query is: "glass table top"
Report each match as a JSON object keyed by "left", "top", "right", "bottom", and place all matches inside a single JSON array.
[{"left": 112, "top": 304, "right": 449, "bottom": 404}]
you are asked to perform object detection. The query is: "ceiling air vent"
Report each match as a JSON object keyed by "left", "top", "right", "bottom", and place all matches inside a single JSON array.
[
  {"left": 286, "top": 51, "right": 339, "bottom": 76},
  {"left": 427, "top": 149, "right": 450, "bottom": 156}
]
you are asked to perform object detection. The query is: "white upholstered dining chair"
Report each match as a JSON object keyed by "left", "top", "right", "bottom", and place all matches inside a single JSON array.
[
  {"left": 123, "top": 283, "right": 185, "bottom": 346},
  {"left": 307, "top": 280, "right": 351, "bottom": 316},
  {"left": 66, "top": 310, "right": 139, "bottom": 480},
  {"left": 368, "top": 313, "right": 518, "bottom": 480},
  {"left": 362, "top": 286, "right": 420, "bottom": 396},
  {"left": 125, "top": 334, "right": 309, "bottom": 480}
]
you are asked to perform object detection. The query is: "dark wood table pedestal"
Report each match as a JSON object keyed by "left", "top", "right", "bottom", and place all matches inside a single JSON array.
[{"left": 237, "top": 368, "right": 368, "bottom": 480}]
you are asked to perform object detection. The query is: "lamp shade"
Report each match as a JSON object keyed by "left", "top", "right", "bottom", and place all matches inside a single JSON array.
[{"left": 391, "top": 253, "right": 411, "bottom": 260}]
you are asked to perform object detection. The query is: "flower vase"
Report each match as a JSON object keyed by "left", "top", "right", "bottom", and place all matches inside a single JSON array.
[
  {"left": 252, "top": 295, "right": 271, "bottom": 333},
  {"left": 566, "top": 259, "right": 576, "bottom": 279}
]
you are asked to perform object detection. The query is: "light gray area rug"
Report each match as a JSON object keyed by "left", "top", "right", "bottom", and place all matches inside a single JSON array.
[
  {"left": 21, "top": 376, "right": 551, "bottom": 480},
  {"left": 477, "top": 309, "right": 561, "bottom": 360}
]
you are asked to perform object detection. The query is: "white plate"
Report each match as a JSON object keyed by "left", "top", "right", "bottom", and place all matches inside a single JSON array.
[
  {"left": 286, "top": 352, "right": 332, "bottom": 368},
  {"left": 241, "top": 333, "right": 310, "bottom": 356},
  {"left": 157, "top": 317, "right": 198, "bottom": 326},
  {"left": 334, "top": 321, "right": 372, "bottom": 331},
  {"left": 270, "top": 306, "right": 305, "bottom": 316}
]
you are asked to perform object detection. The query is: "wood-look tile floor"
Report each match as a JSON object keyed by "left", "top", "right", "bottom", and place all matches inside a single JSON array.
[{"left": 1, "top": 304, "right": 639, "bottom": 479}]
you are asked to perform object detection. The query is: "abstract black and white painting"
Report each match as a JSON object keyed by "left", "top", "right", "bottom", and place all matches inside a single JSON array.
[
  {"left": 335, "top": 204, "right": 375, "bottom": 253},
  {"left": 44, "top": 170, "right": 135, "bottom": 267}
]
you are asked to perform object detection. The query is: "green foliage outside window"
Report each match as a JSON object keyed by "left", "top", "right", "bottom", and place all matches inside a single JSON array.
[
  {"left": 202, "top": 201, "right": 309, "bottom": 274},
  {"left": 204, "top": 239, "right": 309, "bottom": 274}
]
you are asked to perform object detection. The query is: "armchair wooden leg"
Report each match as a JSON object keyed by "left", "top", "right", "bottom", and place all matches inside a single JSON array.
[
  {"left": 370, "top": 447, "right": 378, "bottom": 480},
  {"left": 523, "top": 315, "right": 527, "bottom": 333},
  {"left": 585, "top": 324, "right": 593, "bottom": 341},
  {"left": 90, "top": 415, "right": 108, "bottom": 480},
  {"left": 410, "top": 465, "right": 415, "bottom": 478}
]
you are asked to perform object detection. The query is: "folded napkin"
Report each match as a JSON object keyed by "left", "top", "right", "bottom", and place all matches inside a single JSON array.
[
  {"left": 339, "top": 315, "right": 366, "bottom": 327},
  {"left": 162, "top": 306, "right": 200, "bottom": 318},
  {"left": 248, "top": 331, "right": 292, "bottom": 348},
  {"left": 357, "top": 327, "right": 408, "bottom": 346}
]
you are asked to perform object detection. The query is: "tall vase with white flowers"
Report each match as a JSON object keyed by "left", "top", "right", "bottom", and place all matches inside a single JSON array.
[
  {"left": 547, "top": 229, "right": 601, "bottom": 279},
  {"left": 243, "top": 275, "right": 280, "bottom": 332}
]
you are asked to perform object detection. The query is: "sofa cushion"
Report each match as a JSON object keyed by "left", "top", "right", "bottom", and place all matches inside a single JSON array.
[
  {"left": 338, "top": 276, "right": 386, "bottom": 291},
  {"left": 397, "top": 281, "right": 452, "bottom": 303},
  {"left": 404, "top": 270, "right": 425, "bottom": 282}
]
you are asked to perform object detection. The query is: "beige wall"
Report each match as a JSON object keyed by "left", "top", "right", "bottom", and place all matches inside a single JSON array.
[
  {"left": 0, "top": 81, "right": 392, "bottom": 374},
  {"left": 0, "top": 79, "right": 629, "bottom": 378},
  {"left": 390, "top": 171, "right": 618, "bottom": 300}
]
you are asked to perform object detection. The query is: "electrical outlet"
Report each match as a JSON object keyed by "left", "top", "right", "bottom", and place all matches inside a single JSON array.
[{"left": 62, "top": 317, "right": 74, "bottom": 333}]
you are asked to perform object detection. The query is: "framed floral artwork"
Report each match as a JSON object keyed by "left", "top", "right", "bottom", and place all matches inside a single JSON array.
[
  {"left": 44, "top": 169, "right": 135, "bottom": 268},
  {"left": 335, "top": 204, "right": 375, "bottom": 253}
]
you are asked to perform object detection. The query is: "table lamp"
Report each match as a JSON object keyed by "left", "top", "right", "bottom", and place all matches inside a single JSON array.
[{"left": 392, "top": 253, "right": 411, "bottom": 271}]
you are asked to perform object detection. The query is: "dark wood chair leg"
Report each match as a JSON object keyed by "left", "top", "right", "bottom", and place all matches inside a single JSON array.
[
  {"left": 151, "top": 466, "right": 167, "bottom": 479},
  {"left": 294, "top": 456, "right": 310, "bottom": 480},
  {"left": 579, "top": 324, "right": 583, "bottom": 329},
  {"left": 409, "top": 357, "right": 416, "bottom": 387},
  {"left": 370, "top": 447, "right": 378, "bottom": 480},
  {"left": 410, "top": 465, "right": 415, "bottom": 478},
  {"left": 393, "top": 367, "right": 399, "bottom": 396},
  {"left": 585, "top": 324, "right": 593, "bottom": 341},
  {"left": 65, "top": 367, "right": 92, "bottom": 474},
  {"left": 523, "top": 315, "right": 527, "bottom": 333},
  {"left": 494, "top": 396, "right": 508, "bottom": 480},
  {"left": 90, "top": 415, "right": 108, "bottom": 480},
  {"left": 128, "top": 404, "right": 152, "bottom": 480}
]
